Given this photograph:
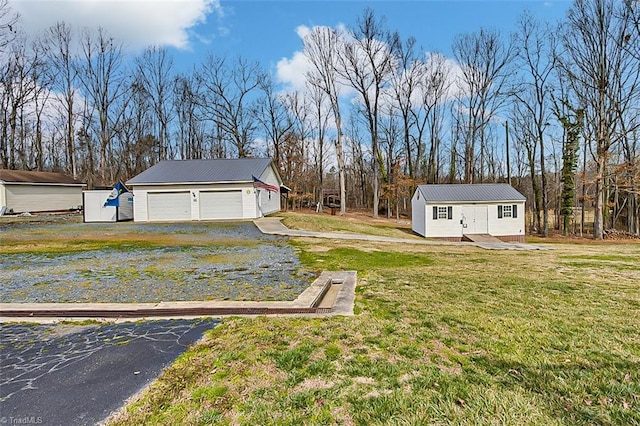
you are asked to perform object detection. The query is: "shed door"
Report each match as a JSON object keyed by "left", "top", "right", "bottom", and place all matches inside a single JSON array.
[
  {"left": 148, "top": 192, "right": 191, "bottom": 221},
  {"left": 199, "top": 190, "right": 243, "bottom": 220},
  {"left": 461, "top": 205, "right": 488, "bottom": 234}
]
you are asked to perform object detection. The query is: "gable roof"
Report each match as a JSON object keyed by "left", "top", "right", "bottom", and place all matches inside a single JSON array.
[
  {"left": 416, "top": 184, "right": 526, "bottom": 203},
  {"left": 126, "top": 158, "right": 276, "bottom": 185},
  {"left": 0, "top": 169, "right": 84, "bottom": 185}
]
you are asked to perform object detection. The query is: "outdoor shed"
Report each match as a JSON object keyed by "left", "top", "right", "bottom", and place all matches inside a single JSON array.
[
  {"left": 0, "top": 169, "right": 84, "bottom": 215},
  {"left": 411, "top": 184, "right": 526, "bottom": 242},
  {"left": 126, "top": 158, "right": 283, "bottom": 222},
  {"left": 83, "top": 182, "right": 134, "bottom": 223}
]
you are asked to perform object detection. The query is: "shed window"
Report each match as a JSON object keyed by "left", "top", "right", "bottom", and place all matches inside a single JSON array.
[
  {"left": 433, "top": 206, "right": 453, "bottom": 220},
  {"left": 498, "top": 204, "right": 518, "bottom": 219}
]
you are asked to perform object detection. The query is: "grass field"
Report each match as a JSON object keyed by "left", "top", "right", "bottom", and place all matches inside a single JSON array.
[
  {"left": 279, "top": 211, "right": 423, "bottom": 240},
  {"left": 110, "top": 217, "right": 640, "bottom": 425}
]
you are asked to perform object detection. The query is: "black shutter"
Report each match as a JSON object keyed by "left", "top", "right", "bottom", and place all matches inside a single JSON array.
[
  {"left": 498, "top": 205, "right": 503, "bottom": 219},
  {"left": 512, "top": 204, "right": 518, "bottom": 218},
  {"left": 433, "top": 206, "right": 438, "bottom": 220},
  {"left": 447, "top": 206, "right": 453, "bottom": 220}
]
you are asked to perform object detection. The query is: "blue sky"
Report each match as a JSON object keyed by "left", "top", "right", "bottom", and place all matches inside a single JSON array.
[
  {"left": 12, "top": 0, "right": 572, "bottom": 79},
  {"left": 173, "top": 1, "right": 571, "bottom": 74}
]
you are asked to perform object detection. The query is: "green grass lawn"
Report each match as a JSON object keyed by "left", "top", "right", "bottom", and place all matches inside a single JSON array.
[
  {"left": 110, "top": 235, "right": 640, "bottom": 425},
  {"left": 279, "top": 211, "right": 423, "bottom": 240}
]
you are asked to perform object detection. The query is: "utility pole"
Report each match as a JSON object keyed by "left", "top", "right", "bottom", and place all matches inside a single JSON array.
[{"left": 505, "top": 121, "right": 511, "bottom": 186}]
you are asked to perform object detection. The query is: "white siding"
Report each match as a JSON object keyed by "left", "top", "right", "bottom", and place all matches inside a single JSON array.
[
  {"left": 131, "top": 183, "right": 260, "bottom": 222},
  {"left": 487, "top": 202, "right": 525, "bottom": 237},
  {"left": 0, "top": 184, "right": 6, "bottom": 211},
  {"left": 411, "top": 191, "right": 426, "bottom": 237},
  {"left": 83, "top": 190, "right": 133, "bottom": 222},
  {"left": 411, "top": 187, "right": 526, "bottom": 239},
  {"left": 242, "top": 187, "right": 258, "bottom": 219},
  {"left": 257, "top": 165, "right": 281, "bottom": 216},
  {"left": 83, "top": 190, "right": 117, "bottom": 222},
  {"left": 2, "top": 184, "right": 83, "bottom": 213},
  {"left": 420, "top": 202, "right": 526, "bottom": 238},
  {"left": 425, "top": 204, "right": 464, "bottom": 238}
]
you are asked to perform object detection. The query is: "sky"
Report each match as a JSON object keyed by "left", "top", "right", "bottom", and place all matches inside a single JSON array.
[{"left": 9, "top": 0, "right": 573, "bottom": 89}]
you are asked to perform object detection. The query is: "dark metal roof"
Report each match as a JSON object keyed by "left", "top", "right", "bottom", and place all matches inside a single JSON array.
[
  {"left": 0, "top": 169, "right": 84, "bottom": 185},
  {"left": 126, "top": 158, "right": 275, "bottom": 185},
  {"left": 416, "top": 184, "right": 526, "bottom": 202}
]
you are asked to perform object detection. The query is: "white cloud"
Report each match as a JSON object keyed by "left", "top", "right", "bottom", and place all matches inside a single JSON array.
[
  {"left": 295, "top": 24, "right": 310, "bottom": 40},
  {"left": 276, "top": 50, "right": 309, "bottom": 92},
  {"left": 8, "top": 0, "right": 221, "bottom": 50}
]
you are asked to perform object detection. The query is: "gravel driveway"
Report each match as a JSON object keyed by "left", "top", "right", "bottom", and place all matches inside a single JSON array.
[{"left": 1, "top": 219, "right": 314, "bottom": 303}]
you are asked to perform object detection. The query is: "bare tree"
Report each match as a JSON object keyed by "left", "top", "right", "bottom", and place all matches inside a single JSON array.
[
  {"left": 196, "top": 55, "right": 264, "bottom": 158},
  {"left": 77, "top": 27, "right": 126, "bottom": 185},
  {"left": 306, "top": 83, "right": 331, "bottom": 212},
  {"left": 416, "top": 52, "right": 451, "bottom": 184},
  {"left": 558, "top": 0, "right": 637, "bottom": 239},
  {"left": 0, "top": 0, "right": 18, "bottom": 55},
  {"left": 135, "top": 46, "right": 174, "bottom": 161},
  {"left": 255, "top": 75, "right": 295, "bottom": 173},
  {"left": 509, "top": 100, "right": 541, "bottom": 232},
  {"left": 452, "top": 28, "right": 515, "bottom": 183},
  {"left": 514, "top": 11, "right": 557, "bottom": 236},
  {"left": 337, "top": 8, "right": 397, "bottom": 217},
  {"left": 389, "top": 36, "right": 420, "bottom": 180},
  {"left": 303, "top": 26, "right": 347, "bottom": 214},
  {"left": 1, "top": 36, "right": 39, "bottom": 169},
  {"left": 40, "top": 22, "right": 78, "bottom": 177},
  {"left": 173, "top": 74, "right": 203, "bottom": 160}
]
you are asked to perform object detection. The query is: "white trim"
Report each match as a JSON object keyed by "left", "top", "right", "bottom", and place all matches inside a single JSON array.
[{"left": 0, "top": 181, "right": 84, "bottom": 187}]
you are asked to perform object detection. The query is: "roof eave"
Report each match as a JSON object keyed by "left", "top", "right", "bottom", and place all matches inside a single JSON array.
[
  {"left": 126, "top": 180, "right": 253, "bottom": 186},
  {"left": 0, "top": 181, "right": 85, "bottom": 186}
]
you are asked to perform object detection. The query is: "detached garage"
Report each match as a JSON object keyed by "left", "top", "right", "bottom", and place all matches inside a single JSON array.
[
  {"left": 412, "top": 184, "right": 526, "bottom": 242},
  {"left": 0, "top": 169, "right": 84, "bottom": 214},
  {"left": 126, "top": 158, "right": 283, "bottom": 222}
]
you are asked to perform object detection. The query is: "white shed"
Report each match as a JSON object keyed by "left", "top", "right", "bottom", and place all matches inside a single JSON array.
[
  {"left": 83, "top": 190, "right": 134, "bottom": 222},
  {"left": 126, "top": 158, "right": 283, "bottom": 222},
  {"left": 412, "top": 184, "right": 526, "bottom": 242},
  {"left": 0, "top": 169, "right": 84, "bottom": 214}
]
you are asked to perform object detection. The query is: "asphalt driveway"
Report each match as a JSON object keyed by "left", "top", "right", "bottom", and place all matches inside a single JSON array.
[{"left": 0, "top": 319, "right": 218, "bottom": 425}]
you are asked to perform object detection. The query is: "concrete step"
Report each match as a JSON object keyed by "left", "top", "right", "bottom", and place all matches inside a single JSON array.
[{"left": 463, "top": 233, "right": 504, "bottom": 244}]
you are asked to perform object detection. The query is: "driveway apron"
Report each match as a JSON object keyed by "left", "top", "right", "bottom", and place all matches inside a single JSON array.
[{"left": 0, "top": 318, "right": 218, "bottom": 425}]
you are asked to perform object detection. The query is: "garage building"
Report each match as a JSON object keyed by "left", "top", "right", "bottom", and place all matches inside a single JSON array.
[
  {"left": 126, "top": 158, "right": 283, "bottom": 222},
  {"left": 0, "top": 169, "right": 84, "bottom": 214}
]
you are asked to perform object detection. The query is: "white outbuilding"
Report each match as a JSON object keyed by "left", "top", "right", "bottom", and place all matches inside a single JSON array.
[
  {"left": 411, "top": 184, "right": 526, "bottom": 242},
  {"left": 0, "top": 169, "right": 84, "bottom": 215},
  {"left": 126, "top": 158, "right": 283, "bottom": 222},
  {"left": 83, "top": 186, "right": 134, "bottom": 223}
]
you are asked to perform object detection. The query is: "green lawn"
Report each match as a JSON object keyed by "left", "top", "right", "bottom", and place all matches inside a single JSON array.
[
  {"left": 279, "top": 211, "right": 423, "bottom": 240},
  {"left": 110, "top": 232, "right": 640, "bottom": 425}
]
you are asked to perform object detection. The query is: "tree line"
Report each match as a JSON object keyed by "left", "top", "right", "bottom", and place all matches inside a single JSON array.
[{"left": 1, "top": 0, "right": 639, "bottom": 238}]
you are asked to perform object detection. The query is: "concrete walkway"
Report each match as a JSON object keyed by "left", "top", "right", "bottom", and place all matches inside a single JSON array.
[{"left": 254, "top": 217, "right": 549, "bottom": 251}]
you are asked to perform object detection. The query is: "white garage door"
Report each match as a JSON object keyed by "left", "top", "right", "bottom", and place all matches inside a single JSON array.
[
  {"left": 200, "top": 190, "right": 243, "bottom": 220},
  {"left": 148, "top": 192, "right": 191, "bottom": 221}
]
